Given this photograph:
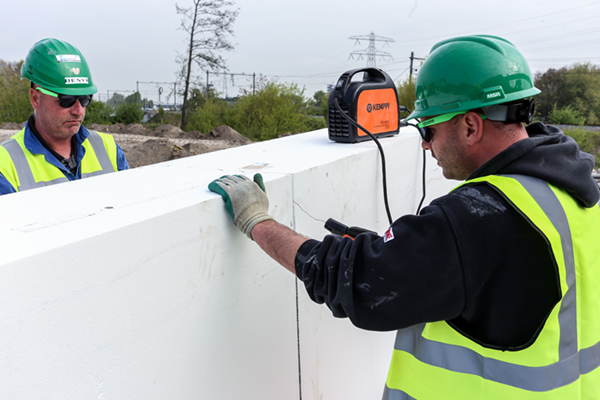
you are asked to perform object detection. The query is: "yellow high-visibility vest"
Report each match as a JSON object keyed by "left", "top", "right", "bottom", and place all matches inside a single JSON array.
[
  {"left": 384, "top": 174, "right": 600, "bottom": 400},
  {"left": 0, "top": 128, "right": 118, "bottom": 192}
]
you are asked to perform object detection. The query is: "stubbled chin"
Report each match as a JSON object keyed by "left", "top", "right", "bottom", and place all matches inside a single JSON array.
[{"left": 66, "top": 122, "right": 81, "bottom": 133}]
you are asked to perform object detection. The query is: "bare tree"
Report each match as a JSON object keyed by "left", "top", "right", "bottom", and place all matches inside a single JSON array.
[{"left": 176, "top": 0, "right": 238, "bottom": 129}]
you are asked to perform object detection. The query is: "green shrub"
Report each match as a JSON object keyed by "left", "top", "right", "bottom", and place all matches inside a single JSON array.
[
  {"left": 112, "top": 103, "right": 143, "bottom": 125},
  {"left": 174, "top": 82, "right": 329, "bottom": 140},
  {"left": 84, "top": 100, "right": 112, "bottom": 125},
  {"left": 0, "top": 60, "right": 31, "bottom": 123},
  {"left": 302, "top": 116, "right": 327, "bottom": 132},
  {"left": 397, "top": 78, "right": 415, "bottom": 119},
  {"left": 563, "top": 128, "right": 600, "bottom": 168},
  {"left": 147, "top": 107, "right": 182, "bottom": 128},
  {"left": 234, "top": 82, "right": 308, "bottom": 141},
  {"left": 185, "top": 98, "right": 236, "bottom": 134},
  {"left": 306, "top": 90, "right": 329, "bottom": 118},
  {"left": 549, "top": 104, "right": 586, "bottom": 125}
]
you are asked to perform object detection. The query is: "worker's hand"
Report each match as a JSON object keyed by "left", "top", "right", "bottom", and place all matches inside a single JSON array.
[{"left": 208, "top": 174, "right": 273, "bottom": 240}]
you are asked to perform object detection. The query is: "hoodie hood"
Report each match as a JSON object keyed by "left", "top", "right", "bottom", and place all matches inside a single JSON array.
[{"left": 471, "top": 122, "right": 599, "bottom": 208}]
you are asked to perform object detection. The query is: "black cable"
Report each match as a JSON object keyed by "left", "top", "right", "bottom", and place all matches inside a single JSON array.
[
  {"left": 405, "top": 120, "right": 427, "bottom": 215},
  {"left": 397, "top": 106, "right": 427, "bottom": 215},
  {"left": 295, "top": 279, "right": 303, "bottom": 400},
  {"left": 333, "top": 97, "right": 393, "bottom": 225},
  {"left": 417, "top": 149, "right": 427, "bottom": 214},
  {"left": 331, "top": 101, "right": 428, "bottom": 223}
]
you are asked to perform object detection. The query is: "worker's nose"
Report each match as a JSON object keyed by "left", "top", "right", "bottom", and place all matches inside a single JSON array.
[
  {"left": 422, "top": 139, "right": 432, "bottom": 151},
  {"left": 70, "top": 100, "right": 86, "bottom": 116}
]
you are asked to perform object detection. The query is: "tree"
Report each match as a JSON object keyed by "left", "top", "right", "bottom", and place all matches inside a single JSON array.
[
  {"left": 534, "top": 67, "right": 568, "bottom": 121},
  {"left": 107, "top": 92, "right": 125, "bottom": 108},
  {"left": 125, "top": 91, "right": 142, "bottom": 105},
  {"left": 84, "top": 100, "right": 112, "bottom": 125},
  {"left": 112, "top": 103, "right": 143, "bottom": 125},
  {"left": 534, "top": 63, "right": 600, "bottom": 124},
  {"left": 563, "top": 63, "right": 600, "bottom": 125},
  {"left": 397, "top": 77, "right": 415, "bottom": 119},
  {"left": 310, "top": 90, "right": 329, "bottom": 117},
  {"left": 142, "top": 98, "right": 154, "bottom": 108},
  {"left": 0, "top": 60, "right": 31, "bottom": 123},
  {"left": 185, "top": 85, "right": 219, "bottom": 112},
  {"left": 176, "top": 0, "right": 239, "bottom": 129}
]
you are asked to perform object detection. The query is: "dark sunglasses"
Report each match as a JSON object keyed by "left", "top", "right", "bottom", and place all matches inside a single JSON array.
[
  {"left": 36, "top": 87, "right": 93, "bottom": 108},
  {"left": 417, "top": 126, "right": 433, "bottom": 143},
  {"left": 417, "top": 111, "right": 487, "bottom": 143}
]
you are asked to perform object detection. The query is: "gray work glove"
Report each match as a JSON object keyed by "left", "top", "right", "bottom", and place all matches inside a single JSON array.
[{"left": 208, "top": 173, "right": 273, "bottom": 240}]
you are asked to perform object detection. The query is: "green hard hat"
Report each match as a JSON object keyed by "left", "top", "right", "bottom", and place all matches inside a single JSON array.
[
  {"left": 407, "top": 35, "right": 540, "bottom": 120},
  {"left": 21, "top": 38, "right": 98, "bottom": 96}
]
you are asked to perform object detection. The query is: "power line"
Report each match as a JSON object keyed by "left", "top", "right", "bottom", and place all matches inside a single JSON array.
[
  {"left": 206, "top": 71, "right": 256, "bottom": 97},
  {"left": 137, "top": 81, "right": 177, "bottom": 107},
  {"left": 409, "top": 52, "right": 426, "bottom": 85}
]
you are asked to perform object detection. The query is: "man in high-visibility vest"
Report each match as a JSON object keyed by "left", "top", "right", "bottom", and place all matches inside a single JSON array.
[
  {"left": 209, "top": 35, "right": 600, "bottom": 399},
  {"left": 0, "top": 38, "right": 129, "bottom": 195}
]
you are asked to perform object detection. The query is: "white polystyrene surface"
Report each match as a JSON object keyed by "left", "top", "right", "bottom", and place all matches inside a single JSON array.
[{"left": 0, "top": 127, "right": 456, "bottom": 399}]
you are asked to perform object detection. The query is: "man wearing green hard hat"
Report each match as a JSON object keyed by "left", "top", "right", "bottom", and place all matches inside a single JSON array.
[
  {"left": 0, "top": 38, "right": 129, "bottom": 195},
  {"left": 208, "top": 35, "right": 600, "bottom": 399}
]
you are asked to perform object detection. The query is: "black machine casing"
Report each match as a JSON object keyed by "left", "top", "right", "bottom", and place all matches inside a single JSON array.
[{"left": 328, "top": 68, "right": 400, "bottom": 143}]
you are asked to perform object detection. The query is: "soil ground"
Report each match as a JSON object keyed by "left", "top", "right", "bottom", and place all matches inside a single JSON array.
[{"left": 0, "top": 123, "right": 251, "bottom": 168}]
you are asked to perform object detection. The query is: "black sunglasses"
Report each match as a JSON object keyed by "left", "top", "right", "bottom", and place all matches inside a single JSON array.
[
  {"left": 418, "top": 126, "right": 433, "bottom": 143},
  {"left": 36, "top": 87, "right": 93, "bottom": 108}
]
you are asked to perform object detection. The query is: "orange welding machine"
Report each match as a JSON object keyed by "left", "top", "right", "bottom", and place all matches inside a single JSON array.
[{"left": 328, "top": 67, "right": 400, "bottom": 143}]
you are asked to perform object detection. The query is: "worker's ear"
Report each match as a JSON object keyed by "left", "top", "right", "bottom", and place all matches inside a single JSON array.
[
  {"left": 30, "top": 87, "right": 40, "bottom": 111},
  {"left": 463, "top": 111, "right": 484, "bottom": 146}
]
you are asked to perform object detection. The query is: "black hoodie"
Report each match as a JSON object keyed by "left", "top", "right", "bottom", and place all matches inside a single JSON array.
[{"left": 295, "top": 123, "right": 599, "bottom": 350}]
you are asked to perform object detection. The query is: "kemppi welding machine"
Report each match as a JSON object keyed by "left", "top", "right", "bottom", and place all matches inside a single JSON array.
[{"left": 328, "top": 67, "right": 400, "bottom": 143}]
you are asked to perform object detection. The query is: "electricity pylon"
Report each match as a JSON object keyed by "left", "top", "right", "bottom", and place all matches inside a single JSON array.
[{"left": 349, "top": 31, "right": 394, "bottom": 67}]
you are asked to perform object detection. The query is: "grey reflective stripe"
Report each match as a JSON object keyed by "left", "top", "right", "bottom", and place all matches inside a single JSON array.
[
  {"left": 382, "top": 385, "right": 416, "bottom": 400},
  {"left": 388, "top": 175, "right": 600, "bottom": 394},
  {"left": 1, "top": 139, "right": 68, "bottom": 190},
  {"left": 506, "top": 174, "right": 578, "bottom": 360},
  {"left": 82, "top": 131, "right": 114, "bottom": 178},
  {"left": 394, "top": 325, "right": 600, "bottom": 392}
]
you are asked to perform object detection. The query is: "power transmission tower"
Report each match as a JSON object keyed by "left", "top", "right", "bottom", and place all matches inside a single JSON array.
[
  {"left": 206, "top": 71, "right": 256, "bottom": 98},
  {"left": 349, "top": 31, "right": 394, "bottom": 67}
]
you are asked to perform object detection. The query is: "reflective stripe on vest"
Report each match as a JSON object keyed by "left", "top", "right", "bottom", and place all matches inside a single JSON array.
[
  {"left": 384, "top": 174, "right": 600, "bottom": 399},
  {"left": 82, "top": 130, "right": 114, "bottom": 179},
  {"left": 1, "top": 130, "right": 114, "bottom": 191}
]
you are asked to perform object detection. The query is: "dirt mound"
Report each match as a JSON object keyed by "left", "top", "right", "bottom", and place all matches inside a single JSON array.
[
  {"left": 123, "top": 138, "right": 231, "bottom": 168},
  {"left": 124, "top": 139, "right": 173, "bottom": 168},
  {"left": 0, "top": 122, "right": 250, "bottom": 168},
  {"left": 87, "top": 123, "right": 129, "bottom": 134},
  {"left": 0, "top": 122, "right": 26, "bottom": 130},
  {"left": 147, "top": 124, "right": 189, "bottom": 139},
  {"left": 171, "top": 142, "right": 214, "bottom": 161},
  {"left": 186, "top": 130, "right": 206, "bottom": 139},
  {"left": 206, "top": 125, "right": 251, "bottom": 145},
  {"left": 87, "top": 124, "right": 111, "bottom": 133},
  {"left": 87, "top": 123, "right": 247, "bottom": 143},
  {"left": 122, "top": 123, "right": 152, "bottom": 136}
]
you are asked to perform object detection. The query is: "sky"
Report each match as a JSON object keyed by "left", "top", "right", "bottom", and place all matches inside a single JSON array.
[{"left": 2, "top": 0, "right": 600, "bottom": 105}]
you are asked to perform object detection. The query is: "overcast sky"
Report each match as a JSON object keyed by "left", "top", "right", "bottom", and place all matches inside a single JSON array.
[{"left": 2, "top": 0, "right": 600, "bottom": 104}]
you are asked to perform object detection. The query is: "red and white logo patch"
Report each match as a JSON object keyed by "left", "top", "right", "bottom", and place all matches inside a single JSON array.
[{"left": 383, "top": 227, "right": 395, "bottom": 243}]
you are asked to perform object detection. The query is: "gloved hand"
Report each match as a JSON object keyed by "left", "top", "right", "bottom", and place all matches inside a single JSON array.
[{"left": 208, "top": 173, "right": 273, "bottom": 240}]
